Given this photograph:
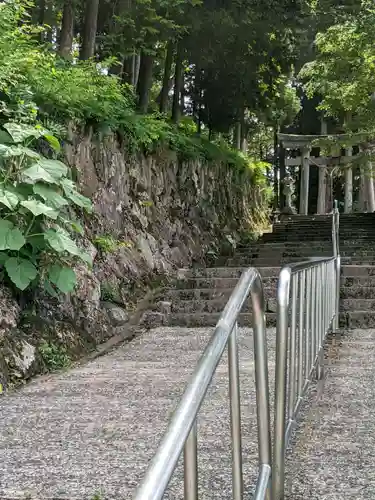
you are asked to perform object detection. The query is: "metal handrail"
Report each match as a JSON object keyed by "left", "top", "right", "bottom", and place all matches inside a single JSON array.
[
  {"left": 332, "top": 199, "right": 340, "bottom": 258},
  {"left": 134, "top": 268, "right": 272, "bottom": 500},
  {"left": 272, "top": 254, "right": 341, "bottom": 500}
]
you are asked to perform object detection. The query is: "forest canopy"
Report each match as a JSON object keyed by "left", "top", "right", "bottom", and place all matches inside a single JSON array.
[{"left": 0, "top": 0, "right": 372, "bottom": 171}]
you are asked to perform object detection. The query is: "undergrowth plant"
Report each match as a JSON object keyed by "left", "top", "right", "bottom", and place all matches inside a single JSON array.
[
  {"left": 93, "top": 234, "right": 132, "bottom": 254},
  {"left": 39, "top": 341, "right": 71, "bottom": 370},
  {"left": 0, "top": 121, "right": 92, "bottom": 295}
]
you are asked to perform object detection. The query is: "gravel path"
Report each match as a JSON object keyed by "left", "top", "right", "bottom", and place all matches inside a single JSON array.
[
  {"left": 2, "top": 327, "right": 374, "bottom": 500},
  {"left": 284, "top": 329, "right": 375, "bottom": 499},
  {"left": 0, "top": 327, "right": 276, "bottom": 500}
]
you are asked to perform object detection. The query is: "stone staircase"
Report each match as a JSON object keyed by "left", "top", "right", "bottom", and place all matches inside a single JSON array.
[
  {"left": 1, "top": 214, "right": 375, "bottom": 499},
  {"left": 154, "top": 213, "right": 375, "bottom": 330}
]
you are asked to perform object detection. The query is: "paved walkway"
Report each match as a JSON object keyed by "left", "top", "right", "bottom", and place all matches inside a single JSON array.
[
  {"left": 1, "top": 327, "right": 375, "bottom": 499},
  {"left": 285, "top": 329, "right": 375, "bottom": 499},
  {"left": 0, "top": 327, "right": 275, "bottom": 499}
]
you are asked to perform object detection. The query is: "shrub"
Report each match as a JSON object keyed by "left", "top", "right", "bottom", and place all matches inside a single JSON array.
[{"left": 0, "top": 121, "right": 92, "bottom": 295}]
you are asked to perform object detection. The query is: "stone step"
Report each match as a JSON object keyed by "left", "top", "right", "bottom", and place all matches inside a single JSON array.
[
  {"left": 234, "top": 249, "right": 332, "bottom": 258},
  {"left": 174, "top": 277, "right": 278, "bottom": 290},
  {"left": 236, "top": 248, "right": 375, "bottom": 258},
  {"left": 341, "top": 299, "right": 375, "bottom": 311},
  {"left": 341, "top": 276, "right": 375, "bottom": 287},
  {"left": 170, "top": 298, "right": 277, "bottom": 314},
  {"left": 341, "top": 265, "right": 375, "bottom": 277},
  {"left": 330, "top": 329, "right": 375, "bottom": 340},
  {"left": 250, "top": 258, "right": 375, "bottom": 267},
  {"left": 166, "top": 312, "right": 278, "bottom": 327},
  {"left": 340, "top": 286, "right": 375, "bottom": 299},
  {"left": 164, "top": 286, "right": 375, "bottom": 302},
  {"left": 171, "top": 276, "right": 375, "bottom": 295},
  {"left": 264, "top": 235, "right": 375, "bottom": 243},
  {"left": 237, "top": 240, "right": 373, "bottom": 251},
  {"left": 171, "top": 273, "right": 375, "bottom": 294},
  {"left": 236, "top": 247, "right": 332, "bottom": 256},
  {"left": 185, "top": 265, "right": 375, "bottom": 280},
  {"left": 264, "top": 230, "right": 375, "bottom": 239},
  {"left": 343, "top": 311, "right": 375, "bottom": 329},
  {"left": 162, "top": 287, "right": 234, "bottom": 301},
  {"left": 178, "top": 267, "right": 280, "bottom": 279},
  {"left": 165, "top": 312, "right": 353, "bottom": 328},
  {"left": 224, "top": 256, "right": 332, "bottom": 267},
  {"left": 238, "top": 239, "right": 332, "bottom": 247},
  {"left": 166, "top": 296, "right": 373, "bottom": 316}
]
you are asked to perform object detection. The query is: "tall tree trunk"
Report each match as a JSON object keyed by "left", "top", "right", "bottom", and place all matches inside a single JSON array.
[
  {"left": 273, "top": 126, "right": 279, "bottom": 210},
  {"left": 159, "top": 41, "right": 174, "bottom": 113},
  {"left": 279, "top": 143, "right": 286, "bottom": 210},
  {"left": 233, "top": 122, "right": 241, "bottom": 150},
  {"left": 59, "top": 0, "right": 74, "bottom": 58},
  {"left": 180, "top": 70, "right": 186, "bottom": 116},
  {"left": 36, "top": 0, "right": 46, "bottom": 42},
  {"left": 45, "top": 2, "right": 55, "bottom": 44},
  {"left": 80, "top": 0, "right": 100, "bottom": 60},
  {"left": 172, "top": 41, "right": 184, "bottom": 123},
  {"left": 193, "top": 62, "right": 203, "bottom": 132},
  {"left": 240, "top": 108, "right": 246, "bottom": 152},
  {"left": 110, "top": 59, "right": 125, "bottom": 77},
  {"left": 137, "top": 52, "right": 154, "bottom": 113},
  {"left": 38, "top": 0, "right": 45, "bottom": 25},
  {"left": 133, "top": 54, "right": 141, "bottom": 88},
  {"left": 121, "top": 56, "right": 133, "bottom": 83}
]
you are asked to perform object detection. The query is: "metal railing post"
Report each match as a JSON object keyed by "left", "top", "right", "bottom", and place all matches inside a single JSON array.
[
  {"left": 334, "top": 255, "right": 341, "bottom": 331},
  {"left": 184, "top": 423, "right": 198, "bottom": 500},
  {"left": 228, "top": 322, "right": 243, "bottom": 500},
  {"left": 272, "top": 267, "right": 291, "bottom": 500},
  {"left": 272, "top": 255, "right": 341, "bottom": 500},
  {"left": 134, "top": 268, "right": 271, "bottom": 500},
  {"left": 287, "top": 275, "right": 298, "bottom": 430},
  {"left": 250, "top": 277, "right": 272, "bottom": 500}
]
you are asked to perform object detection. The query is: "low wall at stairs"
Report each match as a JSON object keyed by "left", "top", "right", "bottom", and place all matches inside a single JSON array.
[{"left": 0, "top": 132, "right": 269, "bottom": 391}]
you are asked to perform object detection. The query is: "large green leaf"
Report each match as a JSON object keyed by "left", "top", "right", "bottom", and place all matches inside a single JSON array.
[
  {"left": 1, "top": 145, "right": 41, "bottom": 159},
  {"left": 0, "top": 144, "right": 10, "bottom": 157},
  {"left": 44, "top": 227, "right": 92, "bottom": 264},
  {"left": 37, "top": 159, "right": 67, "bottom": 179},
  {"left": 33, "top": 184, "right": 68, "bottom": 209},
  {"left": 0, "top": 252, "right": 8, "bottom": 265},
  {"left": 0, "top": 129, "right": 14, "bottom": 144},
  {"left": 44, "top": 134, "right": 61, "bottom": 152},
  {"left": 5, "top": 257, "right": 37, "bottom": 290},
  {"left": 48, "top": 265, "right": 76, "bottom": 293},
  {"left": 0, "top": 188, "right": 20, "bottom": 210},
  {"left": 0, "top": 219, "right": 25, "bottom": 250},
  {"left": 60, "top": 218, "right": 84, "bottom": 235},
  {"left": 21, "top": 199, "right": 59, "bottom": 219},
  {"left": 60, "top": 178, "right": 92, "bottom": 212},
  {"left": 22, "top": 159, "right": 68, "bottom": 184},
  {"left": 3, "top": 123, "right": 43, "bottom": 144},
  {"left": 22, "top": 164, "right": 56, "bottom": 184}
]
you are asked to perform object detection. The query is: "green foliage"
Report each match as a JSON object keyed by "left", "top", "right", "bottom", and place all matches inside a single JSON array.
[
  {"left": 93, "top": 235, "right": 131, "bottom": 254},
  {"left": 120, "top": 112, "right": 269, "bottom": 174},
  {"left": 300, "top": 2, "right": 375, "bottom": 132},
  {"left": 0, "top": 2, "right": 134, "bottom": 128},
  {"left": 39, "top": 341, "right": 71, "bottom": 370},
  {"left": 0, "top": 0, "right": 273, "bottom": 200},
  {"left": 30, "top": 59, "right": 135, "bottom": 126},
  {"left": 100, "top": 281, "right": 122, "bottom": 303},
  {"left": 0, "top": 121, "right": 92, "bottom": 294}
]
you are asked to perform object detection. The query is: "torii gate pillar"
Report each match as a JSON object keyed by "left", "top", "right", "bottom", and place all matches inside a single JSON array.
[{"left": 300, "top": 145, "right": 311, "bottom": 215}]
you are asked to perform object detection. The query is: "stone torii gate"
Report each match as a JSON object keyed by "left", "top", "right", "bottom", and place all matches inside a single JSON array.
[{"left": 278, "top": 132, "right": 375, "bottom": 215}]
